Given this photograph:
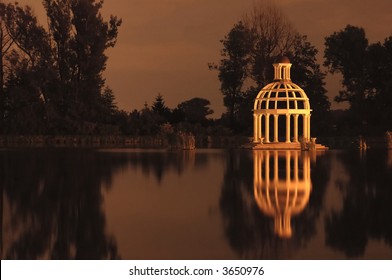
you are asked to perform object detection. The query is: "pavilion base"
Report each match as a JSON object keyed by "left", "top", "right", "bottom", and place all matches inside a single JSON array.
[{"left": 252, "top": 142, "right": 328, "bottom": 151}]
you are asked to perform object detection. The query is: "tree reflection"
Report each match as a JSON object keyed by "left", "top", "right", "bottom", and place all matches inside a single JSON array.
[
  {"left": 0, "top": 148, "right": 211, "bottom": 259},
  {"left": 220, "top": 150, "right": 330, "bottom": 259},
  {"left": 0, "top": 149, "right": 129, "bottom": 259},
  {"left": 325, "top": 150, "right": 392, "bottom": 258},
  {"left": 124, "top": 150, "right": 202, "bottom": 183}
]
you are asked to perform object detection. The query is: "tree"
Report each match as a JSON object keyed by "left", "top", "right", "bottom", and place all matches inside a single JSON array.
[
  {"left": 98, "top": 86, "right": 117, "bottom": 123},
  {"left": 290, "top": 35, "right": 331, "bottom": 135},
  {"left": 152, "top": 93, "right": 168, "bottom": 115},
  {"left": 211, "top": 0, "right": 329, "bottom": 134},
  {"left": 139, "top": 103, "right": 161, "bottom": 135},
  {"left": 371, "top": 36, "right": 392, "bottom": 131},
  {"left": 324, "top": 26, "right": 369, "bottom": 110},
  {"left": 243, "top": 1, "right": 296, "bottom": 86},
  {"left": 0, "top": 0, "right": 121, "bottom": 135},
  {"left": 177, "top": 97, "right": 213, "bottom": 124},
  {"left": 43, "top": 0, "right": 122, "bottom": 129},
  {"left": 151, "top": 93, "right": 171, "bottom": 123},
  {"left": 0, "top": 3, "right": 10, "bottom": 120},
  {"left": 324, "top": 25, "right": 392, "bottom": 134},
  {"left": 209, "top": 21, "right": 252, "bottom": 128},
  {"left": 0, "top": 2, "right": 53, "bottom": 134}
]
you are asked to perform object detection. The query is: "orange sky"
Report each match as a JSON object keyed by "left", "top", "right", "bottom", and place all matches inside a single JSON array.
[{"left": 13, "top": 0, "right": 392, "bottom": 116}]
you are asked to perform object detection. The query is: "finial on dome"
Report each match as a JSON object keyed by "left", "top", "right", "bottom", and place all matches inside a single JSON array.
[
  {"left": 273, "top": 56, "right": 292, "bottom": 81},
  {"left": 276, "top": 55, "right": 291, "bottom": 64}
]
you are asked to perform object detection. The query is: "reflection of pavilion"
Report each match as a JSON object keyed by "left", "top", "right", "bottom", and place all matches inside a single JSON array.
[{"left": 253, "top": 151, "right": 312, "bottom": 238}]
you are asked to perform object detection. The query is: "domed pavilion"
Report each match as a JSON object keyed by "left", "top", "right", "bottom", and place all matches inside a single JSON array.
[{"left": 253, "top": 56, "right": 327, "bottom": 150}]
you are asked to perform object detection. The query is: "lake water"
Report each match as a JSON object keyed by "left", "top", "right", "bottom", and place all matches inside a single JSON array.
[{"left": 1, "top": 148, "right": 392, "bottom": 259}]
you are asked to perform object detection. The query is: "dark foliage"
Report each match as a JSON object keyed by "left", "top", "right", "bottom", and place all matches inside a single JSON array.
[
  {"left": 324, "top": 25, "right": 392, "bottom": 135},
  {"left": 1, "top": 0, "right": 121, "bottom": 135},
  {"left": 210, "top": 2, "right": 330, "bottom": 135}
]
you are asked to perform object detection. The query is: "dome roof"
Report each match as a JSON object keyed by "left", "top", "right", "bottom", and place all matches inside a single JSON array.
[
  {"left": 254, "top": 59, "right": 311, "bottom": 114},
  {"left": 275, "top": 55, "right": 290, "bottom": 64},
  {"left": 254, "top": 82, "right": 310, "bottom": 112}
]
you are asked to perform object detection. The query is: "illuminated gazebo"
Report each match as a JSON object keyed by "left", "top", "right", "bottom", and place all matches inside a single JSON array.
[{"left": 253, "top": 56, "right": 326, "bottom": 150}]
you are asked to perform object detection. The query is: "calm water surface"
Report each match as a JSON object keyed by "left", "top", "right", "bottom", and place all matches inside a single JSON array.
[{"left": 1, "top": 148, "right": 392, "bottom": 259}]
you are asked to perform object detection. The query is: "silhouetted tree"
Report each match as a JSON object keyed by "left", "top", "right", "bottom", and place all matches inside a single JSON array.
[
  {"left": 0, "top": 0, "right": 121, "bottom": 135},
  {"left": 139, "top": 103, "right": 161, "bottom": 135},
  {"left": 324, "top": 25, "right": 368, "bottom": 106},
  {"left": 209, "top": 21, "right": 252, "bottom": 129},
  {"left": 243, "top": 1, "right": 296, "bottom": 87},
  {"left": 0, "top": 2, "right": 53, "bottom": 134},
  {"left": 43, "top": 0, "right": 122, "bottom": 132},
  {"left": 290, "top": 35, "right": 331, "bottom": 136},
  {"left": 98, "top": 87, "right": 117, "bottom": 122},
  {"left": 177, "top": 97, "right": 213, "bottom": 124},
  {"left": 367, "top": 36, "right": 392, "bottom": 131},
  {"left": 211, "top": 1, "right": 329, "bottom": 134},
  {"left": 324, "top": 25, "right": 369, "bottom": 134},
  {"left": 151, "top": 93, "right": 171, "bottom": 123},
  {"left": 324, "top": 25, "right": 392, "bottom": 134},
  {"left": 125, "top": 104, "right": 164, "bottom": 136},
  {"left": 0, "top": 3, "right": 10, "bottom": 125}
]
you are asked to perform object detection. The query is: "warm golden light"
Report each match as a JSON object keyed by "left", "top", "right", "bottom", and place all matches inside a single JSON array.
[
  {"left": 253, "top": 57, "right": 311, "bottom": 145},
  {"left": 253, "top": 150, "right": 312, "bottom": 238},
  {"left": 252, "top": 57, "right": 328, "bottom": 151}
]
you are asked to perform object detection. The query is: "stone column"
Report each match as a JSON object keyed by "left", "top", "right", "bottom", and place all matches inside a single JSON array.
[
  {"left": 293, "top": 114, "right": 299, "bottom": 143},
  {"left": 285, "top": 114, "right": 291, "bottom": 143},
  {"left": 253, "top": 114, "right": 258, "bottom": 142},
  {"left": 307, "top": 114, "right": 311, "bottom": 139},
  {"left": 265, "top": 114, "right": 270, "bottom": 143},
  {"left": 258, "top": 114, "right": 263, "bottom": 142},
  {"left": 274, "top": 115, "right": 279, "bottom": 142}
]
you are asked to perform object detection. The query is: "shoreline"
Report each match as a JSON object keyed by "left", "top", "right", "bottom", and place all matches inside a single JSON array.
[
  {"left": 0, "top": 135, "right": 250, "bottom": 149},
  {"left": 0, "top": 135, "right": 391, "bottom": 150}
]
